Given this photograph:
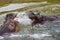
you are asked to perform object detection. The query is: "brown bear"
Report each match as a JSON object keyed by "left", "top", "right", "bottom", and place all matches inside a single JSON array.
[
  {"left": 0, "top": 13, "right": 19, "bottom": 35},
  {"left": 26, "top": 11, "right": 57, "bottom": 26}
]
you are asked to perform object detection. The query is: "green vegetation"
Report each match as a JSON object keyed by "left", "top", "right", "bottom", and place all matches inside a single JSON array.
[
  {"left": 0, "top": 0, "right": 60, "bottom": 6},
  {"left": 0, "top": 3, "right": 60, "bottom": 16},
  {"left": 0, "top": 0, "right": 60, "bottom": 15},
  {"left": 0, "top": 3, "right": 49, "bottom": 15}
]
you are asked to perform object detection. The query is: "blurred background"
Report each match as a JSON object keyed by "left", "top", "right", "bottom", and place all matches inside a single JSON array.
[
  {"left": 0, "top": 0, "right": 60, "bottom": 6},
  {"left": 0, "top": 0, "right": 60, "bottom": 40}
]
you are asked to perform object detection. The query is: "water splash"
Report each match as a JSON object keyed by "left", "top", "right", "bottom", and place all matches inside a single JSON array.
[
  {"left": 0, "top": 2, "right": 60, "bottom": 40},
  {"left": 14, "top": 12, "right": 32, "bottom": 26},
  {"left": 0, "top": 33, "right": 52, "bottom": 40}
]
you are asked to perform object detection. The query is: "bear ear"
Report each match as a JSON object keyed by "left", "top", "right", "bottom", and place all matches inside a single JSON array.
[
  {"left": 6, "top": 13, "right": 12, "bottom": 17},
  {"left": 5, "top": 13, "right": 13, "bottom": 19},
  {"left": 5, "top": 14, "right": 9, "bottom": 20},
  {"left": 6, "top": 14, "right": 9, "bottom": 17}
]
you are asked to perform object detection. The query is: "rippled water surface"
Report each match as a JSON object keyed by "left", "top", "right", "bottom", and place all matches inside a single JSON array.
[{"left": 0, "top": 1, "right": 60, "bottom": 40}]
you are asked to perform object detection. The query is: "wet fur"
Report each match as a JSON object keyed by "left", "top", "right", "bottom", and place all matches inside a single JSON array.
[
  {"left": 0, "top": 13, "right": 19, "bottom": 35},
  {"left": 26, "top": 11, "right": 59, "bottom": 26}
]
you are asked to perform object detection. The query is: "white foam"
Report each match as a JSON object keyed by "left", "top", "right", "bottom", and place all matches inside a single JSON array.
[
  {"left": 29, "top": 33, "right": 51, "bottom": 38},
  {"left": 8, "top": 33, "right": 51, "bottom": 39},
  {"left": 0, "top": 36, "right": 4, "bottom": 39},
  {"left": 14, "top": 12, "right": 32, "bottom": 25},
  {"left": 9, "top": 34, "right": 23, "bottom": 38}
]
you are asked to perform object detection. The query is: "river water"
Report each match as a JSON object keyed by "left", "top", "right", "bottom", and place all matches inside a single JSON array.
[{"left": 0, "top": 1, "right": 60, "bottom": 40}]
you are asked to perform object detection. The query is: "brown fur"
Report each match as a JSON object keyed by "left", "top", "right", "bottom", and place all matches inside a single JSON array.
[
  {"left": 8, "top": 19, "right": 19, "bottom": 32},
  {"left": 26, "top": 11, "right": 45, "bottom": 25},
  {"left": 5, "top": 13, "right": 19, "bottom": 32},
  {"left": 5, "top": 13, "right": 17, "bottom": 20},
  {"left": 0, "top": 13, "right": 19, "bottom": 35},
  {"left": 26, "top": 11, "right": 57, "bottom": 26}
]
